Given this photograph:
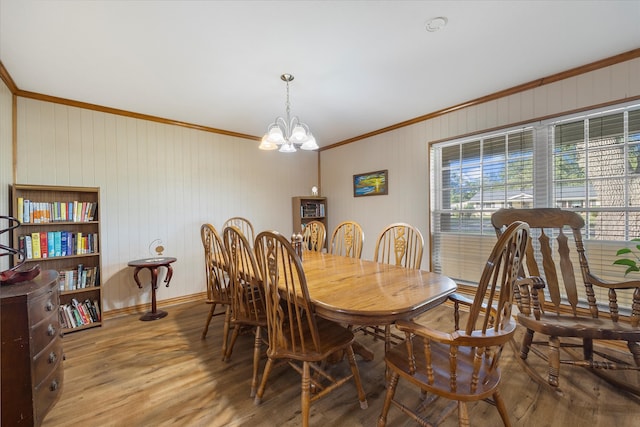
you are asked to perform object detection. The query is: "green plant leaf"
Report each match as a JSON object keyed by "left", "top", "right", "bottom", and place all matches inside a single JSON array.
[
  {"left": 625, "top": 266, "right": 640, "bottom": 276},
  {"left": 616, "top": 248, "right": 632, "bottom": 255},
  {"left": 613, "top": 259, "right": 637, "bottom": 268}
]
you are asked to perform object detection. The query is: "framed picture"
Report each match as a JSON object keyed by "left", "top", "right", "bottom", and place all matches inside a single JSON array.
[{"left": 353, "top": 169, "right": 388, "bottom": 197}]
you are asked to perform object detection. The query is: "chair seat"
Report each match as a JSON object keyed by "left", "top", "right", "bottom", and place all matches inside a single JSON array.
[
  {"left": 385, "top": 336, "right": 501, "bottom": 401},
  {"left": 517, "top": 312, "right": 639, "bottom": 341},
  {"left": 271, "top": 317, "right": 355, "bottom": 362}
]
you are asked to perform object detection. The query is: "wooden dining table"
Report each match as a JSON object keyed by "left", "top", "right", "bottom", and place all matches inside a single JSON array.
[{"left": 300, "top": 251, "right": 457, "bottom": 327}]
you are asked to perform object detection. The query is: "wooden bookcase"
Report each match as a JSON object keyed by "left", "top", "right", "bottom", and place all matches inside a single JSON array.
[
  {"left": 292, "top": 196, "right": 327, "bottom": 235},
  {"left": 10, "top": 184, "right": 103, "bottom": 333}
]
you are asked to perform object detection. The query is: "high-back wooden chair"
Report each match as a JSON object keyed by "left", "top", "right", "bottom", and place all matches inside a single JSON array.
[
  {"left": 301, "top": 220, "right": 326, "bottom": 252},
  {"left": 200, "top": 224, "right": 232, "bottom": 357},
  {"left": 223, "top": 217, "right": 255, "bottom": 245},
  {"left": 492, "top": 208, "right": 640, "bottom": 396},
  {"left": 329, "top": 220, "right": 364, "bottom": 259},
  {"left": 222, "top": 225, "right": 267, "bottom": 397},
  {"left": 362, "top": 223, "right": 425, "bottom": 352},
  {"left": 374, "top": 222, "right": 424, "bottom": 269},
  {"left": 253, "top": 231, "right": 368, "bottom": 427},
  {"left": 378, "top": 221, "right": 529, "bottom": 427}
]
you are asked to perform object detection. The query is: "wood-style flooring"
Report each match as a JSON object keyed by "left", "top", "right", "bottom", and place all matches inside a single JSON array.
[{"left": 42, "top": 301, "right": 640, "bottom": 426}]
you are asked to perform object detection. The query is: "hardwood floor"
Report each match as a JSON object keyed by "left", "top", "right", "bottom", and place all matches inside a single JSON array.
[{"left": 43, "top": 301, "right": 640, "bottom": 426}]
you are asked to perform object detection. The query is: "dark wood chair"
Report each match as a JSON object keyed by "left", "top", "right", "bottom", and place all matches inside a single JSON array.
[
  {"left": 492, "top": 208, "right": 640, "bottom": 396},
  {"left": 222, "top": 225, "right": 267, "bottom": 397},
  {"left": 301, "top": 220, "right": 326, "bottom": 252},
  {"left": 200, "top": 224, "right": 232, "bottom": 358},
  {"left": 223, "top": 217, "right": 255, "bottom": 245},
  {"left": 253, "top": 230, "right": 368, "bottom": 427},
  {"left": 329, "top": 220, "right": 364, "bottom": 259},
  {"left": 361, "top": 223, "right": 425, "bottom": 352},
  {"left": 378, "top": 221, "right": 529, "bottom": 427}
]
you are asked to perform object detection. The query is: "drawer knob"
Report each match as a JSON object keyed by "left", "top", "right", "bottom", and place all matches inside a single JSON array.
[
  {"left": 47, "top": 324, "right": 56, "bottom": 336},
  {"left": 50, "top": 380, "right": 59, "bottom": 391},
  {"left": 48, "top": 352, "right": 57, "bottom": 364},
  {"left": 45, "top": 301, "right": 54, "bottom": 311}
]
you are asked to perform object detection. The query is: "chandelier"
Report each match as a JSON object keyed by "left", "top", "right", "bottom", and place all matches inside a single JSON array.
[{"left": 259, "top": 74, "right": 318, "bottom": 152}]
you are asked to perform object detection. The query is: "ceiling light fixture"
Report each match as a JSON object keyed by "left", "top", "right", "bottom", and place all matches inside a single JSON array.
[
  {"left": 425, "top": 16, "right": 448, "bottom": 32},
  {"left": 259, "top": 73, "right": 318, "bottom": 152}
]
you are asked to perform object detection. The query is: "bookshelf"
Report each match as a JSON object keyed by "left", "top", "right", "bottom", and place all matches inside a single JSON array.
[
  {"left": 292, "top": 196, "right": 327, "bottom": 235},
  {"left": 10, "top": 184, "right": 103, "bottom": 333}
]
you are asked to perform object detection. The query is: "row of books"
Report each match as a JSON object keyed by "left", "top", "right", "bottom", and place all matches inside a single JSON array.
[
  {"left": 59, "top": 298, "right": 101, "bottom": 329},
  {"left": 18, "top": 231, "right": 98, "bottom": 259},
  {"left": 58, "top": 264, "right": 99, "bottom": 291},
  {"left": 17, "top": 198, "right": 97, "bottom": 224},
  {"left": 300, "top": 202, "right": 325, "bottom": 218}
]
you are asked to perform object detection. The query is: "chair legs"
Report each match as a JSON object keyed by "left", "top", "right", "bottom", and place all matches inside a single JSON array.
[
  {"left": 250, "top": 326, "right": 263, "bottom": 398},
  {"left": 493, "top": 390, "right": 511, "bottom": 427},
  {"left": 201, "top": 302, "right": 217, "bottom": 339},
  {"left": 254, "top": 357, "right": 274, "bottom": 405},
  {"left": 345, "top": 345, "right": 368, "bottom": 409},
  {"left": 377, "top": 371, "right": 399, "bottom": 427}
]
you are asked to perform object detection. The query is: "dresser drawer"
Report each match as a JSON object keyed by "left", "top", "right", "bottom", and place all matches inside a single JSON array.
[
  {"left": 33, "top": 338, "right": 63, "bottom": 389},
  {"left": 31, "top": 309, "right": 60, "bottom": 356},
  {"left": 34, "top": 361, "right": 63, "bottom": 426},
  {"left": 28, "top": 286, "right": 58, "bottom": 325}
]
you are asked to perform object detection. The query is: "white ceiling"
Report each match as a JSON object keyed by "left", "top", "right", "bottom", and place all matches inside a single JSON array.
[{"left": 1, "top": 1, "right": 639, "bottom": 147}]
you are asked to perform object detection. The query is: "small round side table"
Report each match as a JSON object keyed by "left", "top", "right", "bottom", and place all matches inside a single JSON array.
[{"left": 128, "top": 256, "right": 177, "bottom": 321}]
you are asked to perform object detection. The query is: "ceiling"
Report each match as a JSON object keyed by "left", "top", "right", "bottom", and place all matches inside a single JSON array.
[{"left": 1, "top": 1, "right": 639, "bottom": 148}]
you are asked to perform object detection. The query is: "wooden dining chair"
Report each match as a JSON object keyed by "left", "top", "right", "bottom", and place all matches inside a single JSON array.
[
  {"left": 378, "top": 221, "right": 529, "bottom": 427},
  {"left": 253, "top": 231, "right": 368, "bottom": 427},
  {"left": 374, "top": 222, "right": 424, "bottom": 269},
  {"left": 301, "top": 220, "right": 326, "bottom": 252},
  {"left": 200, "top": 224, "right": 232, "bottom": 358},
  {"left": 329, "top": 220, "right": 364, "bottom": 259},
  {"left": 492, "top": 208, "right": 640, "bottom": 396},
  {"left": 223, "top": 216, "right": 255, "bottom": 245},
  {"left": 361, "top": 222, "right": 425, "bottom": 352},
  {"left": 222, "top": 225, "right": 268, "bottom": 397}
]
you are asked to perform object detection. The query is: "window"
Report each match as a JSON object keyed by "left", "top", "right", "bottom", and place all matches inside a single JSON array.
[{"left": 431, "top": 102, "right": 640, "bottom": 303}]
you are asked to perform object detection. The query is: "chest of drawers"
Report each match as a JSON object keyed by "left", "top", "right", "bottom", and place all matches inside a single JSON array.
[{"left": 1, "top": 270, "right": 63, "bottom": 426}]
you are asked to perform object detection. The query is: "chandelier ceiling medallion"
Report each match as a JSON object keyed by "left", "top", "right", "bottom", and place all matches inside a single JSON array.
[{"left": 259, "top": 73, "right": 318, "bottom": 152}]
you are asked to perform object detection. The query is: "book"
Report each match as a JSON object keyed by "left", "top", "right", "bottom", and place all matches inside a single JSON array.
[
  {"left": 54, "top": 231, "right": 62, "bottom": 257},
  {"left": 60, "top": 231, "right": 68, "bottom": 256},
  {"left": 23, "top": 199, "right": 30, "bottom": 223},
  {"left": 25, "top": 235, "right": 33, "bottom": 259},
  {"left": 47, "top": 231, "right": 55, "bottom": 258},
  {"left": 31, "top": 232, "right": 41, "bottom": 258},
  {"left": 17, "top": 197, "right": 24, "bottom": 224},
  {"left": 76, "top": 264, "right": 84, "bottom": 289},
  {"left": 40, "top": 232, "right": 48, "bottom": 258}
]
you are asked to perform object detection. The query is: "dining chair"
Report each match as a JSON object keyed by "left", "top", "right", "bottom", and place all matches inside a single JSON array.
[
  {"left": 200, "top": 224, "right": 232, "bottom": 358},
  {"left": 377, "top": 221, "right": 529, "bottom": 427},
  {"left": 301, "top": 220, "right": 326, "bottom": 252},
  {"left": 361, "top": 222, "right": 425, "bottom": 352},
  {"left": 223, "top": 216, "right": 255, "bottom": 245},
  {"left": 374, "top": 222, "right": 424, "bottom": 269},
  {"left": 329, "top": 220, "right": 364, "bottom": 259},
  {"left": 492, "top": 208, "right": 640, "bottom": 396},
  {"left": 222, "top": 225, "right": 268, "bottom": 397},
  {"left": 253, "top": 230, "right": 368, "bottom": 427}
]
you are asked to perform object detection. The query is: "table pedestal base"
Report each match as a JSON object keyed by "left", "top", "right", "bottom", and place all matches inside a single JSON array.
[
  {"left": 140, "top": 309, "right": 168, "bottom": 321},
  {"left": 128, "top": 257, "right": 177, "bottom": 323}
]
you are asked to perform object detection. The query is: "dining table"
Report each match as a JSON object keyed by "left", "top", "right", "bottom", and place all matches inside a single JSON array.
[{"left": 299, "top": 251, "right": 457, "bottom": 340}]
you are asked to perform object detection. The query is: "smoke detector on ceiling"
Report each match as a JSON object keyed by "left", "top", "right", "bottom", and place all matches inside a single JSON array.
[{"left": 425, "top": 17, "right": 448, "bottom": 32}]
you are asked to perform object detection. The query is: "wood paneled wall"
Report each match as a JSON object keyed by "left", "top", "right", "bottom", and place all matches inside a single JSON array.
[
  {"left": 0, "top": 80, "right": 12, "bottom": 272},
  {"left": 11, "top": 98, "right": 318, "bottom": 312},
  {"left": 320, "top": 57, "right": 640, "bottom": 269}
]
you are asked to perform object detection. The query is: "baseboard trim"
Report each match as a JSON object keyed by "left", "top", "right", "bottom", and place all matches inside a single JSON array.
[{"left": 103, "top": 292, "right": 207, "bottom": 320}]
